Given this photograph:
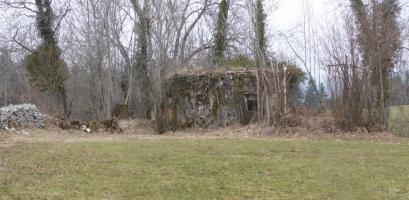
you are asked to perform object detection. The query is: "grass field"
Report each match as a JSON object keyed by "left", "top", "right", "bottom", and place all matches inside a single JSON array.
[{"left": 1, "top": 138, "right": 409, "bottom": 199}]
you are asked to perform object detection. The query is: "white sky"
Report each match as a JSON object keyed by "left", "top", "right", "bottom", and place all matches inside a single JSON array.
[
  {"left": 266, "top": 0, "right": 342, "bottom": 82},
  {"left": 269, "top": 0, "right": 408, "bottom": 42},
  {"left": 270, "top": 0, "right": 334, "bottom": 30},
  {"left": 268, "top": 0, "right": 344, "bottom": 48}
]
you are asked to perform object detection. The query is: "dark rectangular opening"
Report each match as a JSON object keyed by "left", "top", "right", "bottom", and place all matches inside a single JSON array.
[{"left": 245, "top": 94, "right": 257, "bottom": 112}]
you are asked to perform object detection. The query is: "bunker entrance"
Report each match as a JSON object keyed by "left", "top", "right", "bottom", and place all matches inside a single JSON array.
[{"left": 245, "top": 94, "right": 257, "bottom": 112}]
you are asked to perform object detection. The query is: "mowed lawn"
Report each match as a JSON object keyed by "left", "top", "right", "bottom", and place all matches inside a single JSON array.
[{"left": 1, "top": 139, "right": 409, "bottom": 199}]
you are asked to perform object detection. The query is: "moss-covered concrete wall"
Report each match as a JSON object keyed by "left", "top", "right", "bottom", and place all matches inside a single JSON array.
[{"left": 163, "top": 71, "right": 258, "bottom": 131}]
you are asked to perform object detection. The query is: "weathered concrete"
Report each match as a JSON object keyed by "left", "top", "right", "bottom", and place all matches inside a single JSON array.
[{"left": 163, "top": 71, "right": 260, "bottom": 131}]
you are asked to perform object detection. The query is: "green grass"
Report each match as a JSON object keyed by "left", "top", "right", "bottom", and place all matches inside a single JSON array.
[
  {"left": 389, "top": 105, "right": 409, "bottom": 136},
  {"left": 1, "top": 139, "right": 409, "bottom": 199}
]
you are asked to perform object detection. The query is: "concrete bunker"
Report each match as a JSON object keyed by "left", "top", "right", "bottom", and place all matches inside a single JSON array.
[{"left": 163, "top": 70, "right": 274, "bottom": 131}]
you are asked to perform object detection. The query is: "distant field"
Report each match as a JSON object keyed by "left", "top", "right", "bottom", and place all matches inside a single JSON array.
[
  {"left": 389, "top": 105, "right": 409, "bottom": 136},
  {"left": 1, "top": 139, "right": 409, "bottom": 199}
]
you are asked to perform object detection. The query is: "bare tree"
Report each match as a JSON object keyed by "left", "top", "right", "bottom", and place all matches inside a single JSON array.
[{"left": 322, "top": 0, "right": 402, "bottom": 131}]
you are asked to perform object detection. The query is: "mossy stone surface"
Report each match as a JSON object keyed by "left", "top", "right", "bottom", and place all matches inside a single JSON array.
[{"left": 163, "top": 71, "right": 257, "bottom": 130}]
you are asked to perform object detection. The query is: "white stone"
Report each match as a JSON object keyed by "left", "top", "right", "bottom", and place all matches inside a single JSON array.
[
  {"left": 0, "top": 104, "right": 46, "bottom": 129},
  {"left": 21, "top": 131, "right": 30, "bottom": 136}
]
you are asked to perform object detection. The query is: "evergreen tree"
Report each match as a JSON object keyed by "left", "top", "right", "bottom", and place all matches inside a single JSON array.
[
  {"left": 286, "top": 63, "right": 306, "bottom": 108},
  {"left": 305, "top": 79, "right": 328, "bottom": 111},
  {"left": 317, "top": 82, "right": 328, "bottom": 109},
  {"left": 25, "top": 0, "right": 70, "bottom": 117},
  {"left": 304, "top": 78, "right": 318, "bottom": 110}
]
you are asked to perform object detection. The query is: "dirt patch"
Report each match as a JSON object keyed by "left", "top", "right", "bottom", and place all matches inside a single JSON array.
[
  {"left": 0, "top": 119, "right": 155, "bottom": 146},
  {"left": 161, "top": 122, "right": 406, "bottom": 143},
  {"left": 0, "top": 132, "right": 8, "bottom": 143},
  {"left": 1, "top": 118, "right": 407, "bottom": 147}
]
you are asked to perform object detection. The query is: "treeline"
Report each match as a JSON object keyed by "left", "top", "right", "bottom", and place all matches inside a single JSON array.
[
  {"left": 0, "top": 0, "right": 408, "bottom": 132},
  {"left": 0, "top": 0, "right": 284, "bottom": 121},
  {"left": 323, "top": 0, "right": 404, "bottom": 131}
]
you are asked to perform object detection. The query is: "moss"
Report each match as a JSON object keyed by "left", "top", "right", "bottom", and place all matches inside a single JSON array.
[
  {"left": 223, "top": 55, "right": 256, "bottom": 69},
  {"left": 211, "top": 103, "right": 219, "bottom": 119},
  {"left": 233, "top": 75, "right": 244, "bottom": 92},
  {"left": 164, "top": 71, "right": 264, "bottom": 130},
  {"left": 211, "top": 90, "right": 221, "bottom": 118},
  {"left": 233, "top": 74, "right": 257, "bottom": 125}
]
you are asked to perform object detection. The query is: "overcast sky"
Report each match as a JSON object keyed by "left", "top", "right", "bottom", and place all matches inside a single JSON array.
[
  {"left": 265, "top": 0, "right": 340, "bottom": 81},
  {"left": 270, "top": 0, "right": 408, "bottom": 39},
  {"left": 267, "top": 0, "right": 347, "bottom": 47},
  {"left": 271, "top": 0, "right": 332, "bottom": 30}
]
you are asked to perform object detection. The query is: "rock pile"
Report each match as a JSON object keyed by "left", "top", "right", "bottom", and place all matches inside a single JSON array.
[{"left": 0, "top": 104, "right": 46, "bottom": 129}]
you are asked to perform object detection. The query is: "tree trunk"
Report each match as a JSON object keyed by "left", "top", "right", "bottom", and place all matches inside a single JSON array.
[
  {"left": 213, "top": 0, "right": 230, "bottom": 66},
  {"left": 130, "top": 0, "right": 153, "bottom": 119}
]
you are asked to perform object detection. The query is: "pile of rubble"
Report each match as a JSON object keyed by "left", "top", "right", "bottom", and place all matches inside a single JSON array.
[{"left": 0, "top": 104, "right": 46, "bottom": 130}]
